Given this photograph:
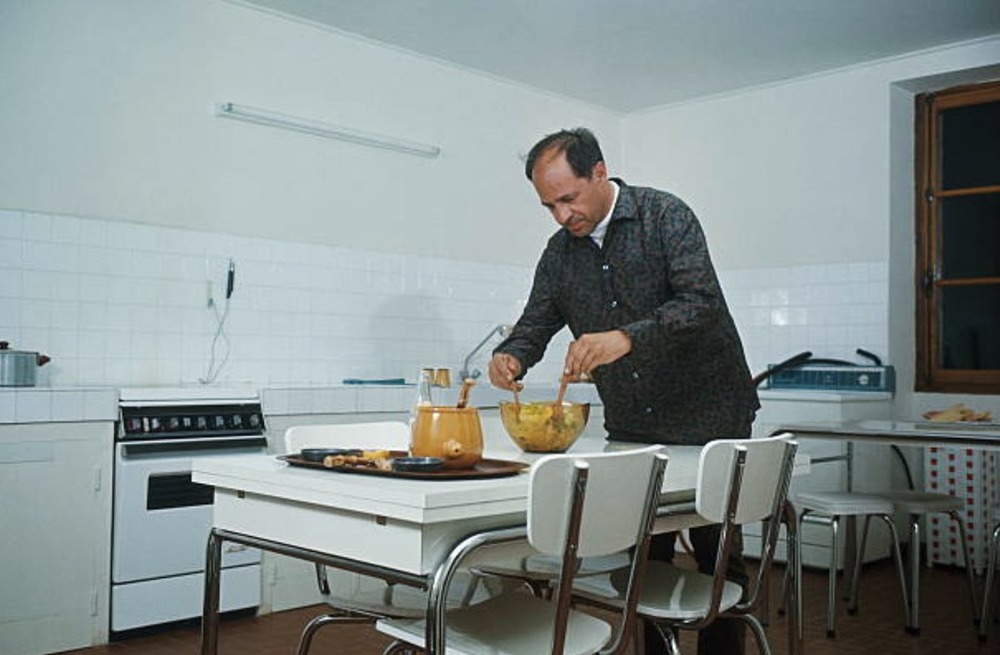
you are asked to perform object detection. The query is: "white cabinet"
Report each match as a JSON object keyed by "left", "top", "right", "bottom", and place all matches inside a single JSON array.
[
  {"left": 0, "top": 421, "right": 113, "bottom": 655},
  {"left": 746, "top": 392, "right": 895, "bottom": 569}
]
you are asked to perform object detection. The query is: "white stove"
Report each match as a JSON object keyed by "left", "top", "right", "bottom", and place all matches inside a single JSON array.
[{"left": 111, "top": 387, "right": 266, "bottom": 636}]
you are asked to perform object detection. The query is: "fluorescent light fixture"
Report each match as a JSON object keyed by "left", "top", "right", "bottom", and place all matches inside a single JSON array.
[{"left": 214, "top": 102, "right": 441, "bottom": 158}]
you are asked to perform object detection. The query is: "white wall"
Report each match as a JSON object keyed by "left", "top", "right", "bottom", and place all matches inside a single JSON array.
[
  {"left": 621, "top": 36, "right": 1000, "bottom": 270},
  {"left": 623, "top": 36, "right": 1000, "bottom": 418},
  {"left": 0, "top": 0, "right": 620, "bottom": 268},
  {"left": 2, "top": 0, "right": 999, "bottom": 412},
  {"left": 0, "top": 0, "right": 624, "bottom": 387}
]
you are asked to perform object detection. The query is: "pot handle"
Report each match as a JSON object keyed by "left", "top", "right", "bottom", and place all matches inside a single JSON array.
[{"left": 37, "top": 354, "right": 51, "bottom": 367}]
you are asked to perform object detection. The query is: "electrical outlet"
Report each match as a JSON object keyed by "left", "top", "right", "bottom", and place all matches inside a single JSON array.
[{"left": 206, "top": 280, "right": 214, "bottom": 308}]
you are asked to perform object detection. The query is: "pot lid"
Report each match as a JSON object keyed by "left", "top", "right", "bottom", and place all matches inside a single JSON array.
[{"left": 0, "top": 341, "right": 36, "bottom": 355}]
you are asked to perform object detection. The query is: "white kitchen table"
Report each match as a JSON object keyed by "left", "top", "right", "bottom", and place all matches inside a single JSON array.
[
  {"left": 194, "top": 434, "right": 802, "bottom": 655},
  {"left": 778, "top": 419, "right": 1000, "bottom": 448}
]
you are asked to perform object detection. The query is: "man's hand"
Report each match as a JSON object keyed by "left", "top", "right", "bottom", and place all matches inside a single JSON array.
[
  {"left": 563, "top": 330, "right": 632, "bottom": 378},
  {"left": 488, "top": 353, "right": 524, "bottom": 391}
]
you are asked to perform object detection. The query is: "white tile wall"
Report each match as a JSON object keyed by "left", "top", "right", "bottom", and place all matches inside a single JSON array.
[
  {"left": 719, "top": 261, "right": 889, "bottom": 376},
  {"left": 0, "top": 209, "right": 888, "bottom": 389},
  {"left": 0, "top": 209, "right": 570, "bottom": 387}
]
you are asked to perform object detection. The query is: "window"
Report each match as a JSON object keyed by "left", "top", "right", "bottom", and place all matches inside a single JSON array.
[{"left": 915, "top": 80, "right": 1000, "bottom": 393}]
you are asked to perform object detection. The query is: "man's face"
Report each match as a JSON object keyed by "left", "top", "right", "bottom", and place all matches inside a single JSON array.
[{"left": 531, "top": 151, "right": 610, "bottom": 238}]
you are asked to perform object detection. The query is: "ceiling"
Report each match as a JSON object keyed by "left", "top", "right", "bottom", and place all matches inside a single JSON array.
[{"left": 235, "top": 0, "right": 1000, "bottom": 113}]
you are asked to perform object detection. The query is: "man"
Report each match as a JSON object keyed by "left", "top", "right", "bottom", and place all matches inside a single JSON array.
[{"left": 489, "top": 127, "right": 759, "bottom": 655}]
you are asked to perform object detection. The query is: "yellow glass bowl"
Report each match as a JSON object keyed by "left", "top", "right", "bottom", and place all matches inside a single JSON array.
[{"left": 498, "top": 401, "right": 590, "bottom": 453}]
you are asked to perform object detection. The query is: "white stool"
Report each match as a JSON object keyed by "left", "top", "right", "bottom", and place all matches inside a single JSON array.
[
  {"left": 880, "top": 490, "right": 979, "bottom": 635},
  {"left": 794, "top": 491, "right": 910, "bottom": 638}
]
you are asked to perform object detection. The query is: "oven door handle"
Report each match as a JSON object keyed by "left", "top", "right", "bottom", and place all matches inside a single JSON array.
[{"left": 120, "top": 436, "right": 267, "bottom": 457}]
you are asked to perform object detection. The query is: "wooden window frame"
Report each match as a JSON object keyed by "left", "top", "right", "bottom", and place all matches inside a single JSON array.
[{"left": 915, "top": 80, "right": 1000, "bottom": 393}]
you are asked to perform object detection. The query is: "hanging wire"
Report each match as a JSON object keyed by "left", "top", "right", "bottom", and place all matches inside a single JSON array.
[{"left": 199, "top": 294, "right": 232, "bottom": 384}]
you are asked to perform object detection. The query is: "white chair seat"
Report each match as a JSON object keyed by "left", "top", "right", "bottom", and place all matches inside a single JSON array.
[
  {"left": 472, "top": 542, "right": 630, "bottom": 580},
  {"left": 880, "top": 490, "right": 963, "bottom": 514},
  {"left": 795, "top": 491, "right": 894, "bottom": 516},
  {"left": 325, "top": 571, "right": 499, "bottom": 619},
  {"left": 573, "top": 560, "right": 744, "bottom": 621},
  {"left": 379, "top": 592, "right": 612, "bottom": 655}
]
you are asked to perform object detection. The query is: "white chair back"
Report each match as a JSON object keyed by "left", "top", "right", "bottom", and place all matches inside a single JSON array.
[
  {"left": 528, "top": 444, "right": 667, "bottom": 655},
  {"left": 696, "top": 433, "right": 797, "bottom": 525},
  {"left": 284, "top": 421, "right": 410, "bottom": 454},
  {"left": 528, "top": 445, "right": 666, "bottom": 559}
]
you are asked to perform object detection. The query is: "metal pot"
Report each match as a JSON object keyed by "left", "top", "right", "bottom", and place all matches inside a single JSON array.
[{"left": 0, "top": 341, "right": 51, "bottom": 387}]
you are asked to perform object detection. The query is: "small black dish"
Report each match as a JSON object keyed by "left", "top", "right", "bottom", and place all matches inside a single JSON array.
[
  {"left": 300, "top": 448, "right": 363, "bottom": 462},
  {"left": 391, "top": 456, "right": 445, "bottom": 473}
]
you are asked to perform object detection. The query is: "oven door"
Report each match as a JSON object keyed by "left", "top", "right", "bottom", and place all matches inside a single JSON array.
[{"left": 112, "top": 436, "right": 265, "bottom": 584}]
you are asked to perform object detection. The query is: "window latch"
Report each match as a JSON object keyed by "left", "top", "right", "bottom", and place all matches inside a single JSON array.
[{"left": 921, "top": 271, "right": 935, "bottom": 294}]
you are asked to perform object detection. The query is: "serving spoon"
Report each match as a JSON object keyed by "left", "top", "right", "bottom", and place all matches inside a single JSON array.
[
  {"left": 455, "top": 377, "right": 476, "bottom": 409},
  {"left": 552, "top": 374, "right": 570, "bottom": 419}
]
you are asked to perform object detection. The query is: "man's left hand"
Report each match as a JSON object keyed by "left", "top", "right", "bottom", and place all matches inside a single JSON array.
[{"left": 564, "top": 330, "right": 632, "bottom": 378}]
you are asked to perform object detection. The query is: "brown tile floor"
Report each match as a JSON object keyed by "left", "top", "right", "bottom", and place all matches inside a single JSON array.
[{"left": 65, "top": 557, "right": 995, "bottom": 655}]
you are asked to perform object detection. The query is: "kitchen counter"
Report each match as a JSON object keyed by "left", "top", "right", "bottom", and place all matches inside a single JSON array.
[
  {"left": 0, "top": 387, "right": 118, "bottom": 424},
  {"left": 262, "top": 382, "right": 602, "bottom": 417},
  {"left": 0, "top": 382, "right": 601, "bottom": 424},
  {"left": 780, "top": 418, "right": 1000, "bottom": 448}
]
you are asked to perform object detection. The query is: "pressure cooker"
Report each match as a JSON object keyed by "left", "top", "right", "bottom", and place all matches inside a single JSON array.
[{"left": 0, "top": 341, "right": 51, "bottom": 387}]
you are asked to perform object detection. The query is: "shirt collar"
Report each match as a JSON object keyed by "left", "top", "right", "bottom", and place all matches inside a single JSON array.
[{"left": 589, "top": 180, "right": 620, "bottom": 248}]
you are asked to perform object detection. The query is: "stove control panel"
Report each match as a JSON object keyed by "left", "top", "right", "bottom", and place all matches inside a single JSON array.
[
  {"left": 119, "top": 403, "right": 265, "bottom": 440},
  {"left": 761, "top": 364, "right": 895, "bottom": 392}
]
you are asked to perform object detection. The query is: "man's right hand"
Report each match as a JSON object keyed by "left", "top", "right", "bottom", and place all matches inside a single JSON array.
[{"left": 488, "top": 353, "right": 523, "bottom": 391}]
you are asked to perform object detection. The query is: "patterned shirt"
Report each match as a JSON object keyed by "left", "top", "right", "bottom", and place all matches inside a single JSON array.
[{"left": 495, "top": 179, "right": 759, "bottom": 445}]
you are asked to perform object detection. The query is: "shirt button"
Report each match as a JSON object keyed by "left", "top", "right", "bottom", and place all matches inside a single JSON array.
[
  {"left": 602, "top": 264, "right": 610, "bottom": 271},
  {"left": 610, "top": 300, "right": 618, "bottom": 309},
  {"left": 632, "top": 371, "right": 640, "bottom": 379},
  {"left": 644, "top": 407, "right": 653, "bottom": 414}
]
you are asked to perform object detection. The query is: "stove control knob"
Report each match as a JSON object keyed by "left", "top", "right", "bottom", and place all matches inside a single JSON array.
[
  {"left": 149, "top": 417, "right": 162, "bottom": 431},
  {"left": 248, "top": 413, "right": 262, "bottom": 428},
  {"left": 213, "top": 415, "right": 226, "bottom": 429},
  {"left": 168, "top": 417, "right": 181, "bottom": 430},
  {"left": 231, "top": 414, "right": 244, "bottom": 428},
  {"left": 197, "top": 416, "right": 208, "bottom": 430}
]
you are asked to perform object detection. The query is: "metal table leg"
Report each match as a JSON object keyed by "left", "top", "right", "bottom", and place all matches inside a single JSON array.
[
  {"left": 783, "top": 501, "right": 803, "bottom": 655},
  {"left": 200, "top": 528, "right": 224, "bottom": 655},
  {"left": 198, "top": 528, "right": 428, "bottom": 655}
]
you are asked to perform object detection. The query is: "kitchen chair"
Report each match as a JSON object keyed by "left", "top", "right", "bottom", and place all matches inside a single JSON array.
[
  {"left": 790, "top": 490, "right": 910, "bottom": 638},
  {"left": 980, "top": 518, "right": 1000, "bottom": 640},
  {"left": 878, "top": 490, "right": 978, "bottom": 635},
  {"left": 376, "top": 445, "right": 669, "bottom": 655},
  {"left": 283, "top": 422, "right": 501, "bottom": 655},
  {"left": 572, "top": 434, "right": 798, "bottom": 655}
]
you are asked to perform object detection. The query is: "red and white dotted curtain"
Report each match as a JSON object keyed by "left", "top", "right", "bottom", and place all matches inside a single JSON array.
[{"left": 925, "top": 446, "right": 1000, "bottom": 573}]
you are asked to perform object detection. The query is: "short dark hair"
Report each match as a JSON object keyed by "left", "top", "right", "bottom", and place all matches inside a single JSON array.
[{"left": 524, "top": 127, "right": 604, "bottom": 180}]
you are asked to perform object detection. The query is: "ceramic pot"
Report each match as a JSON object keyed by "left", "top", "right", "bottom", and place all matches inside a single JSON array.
[{"left": 410, "top": 405, "right": 483, "bottom": 469}]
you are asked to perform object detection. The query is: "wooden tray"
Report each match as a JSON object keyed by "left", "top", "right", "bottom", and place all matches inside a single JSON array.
[{"left": 277, "top": 452, "right": 528, "bottom": 480}]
